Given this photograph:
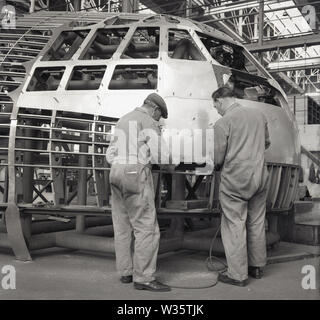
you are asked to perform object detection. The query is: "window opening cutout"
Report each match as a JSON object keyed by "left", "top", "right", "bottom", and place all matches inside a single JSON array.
[
  {"left": 42, "top": 30, "right": 89, "bottom": 61},
  {"left": 26, "top": 67, "right": 65, "bottom": 91},
  {"left": 81, "top": 28, "right": 129, "bottom": 60},
  {"left": 197, "top": 32, "right": 280, "bottom": 107},
  {"left": 122, "top": 27, "right": 160, "bottom": 59},
  {"left": 109, "top": 65, "right": 157, "bottom": 90},
  {"left": 308, "top": 97, "right": 320, "bottom": 124},
  {"left": 66, "top": 65, "right": 107, "bottom": 90},
  {"left": 221, "top": 71, "right": 281, "bottom": 107},
  {"left": 196, "top": 31, "right": 249, "bottom": 70},
  {"left": 168, "top": 29, "right": 205, "bottom": 61}
]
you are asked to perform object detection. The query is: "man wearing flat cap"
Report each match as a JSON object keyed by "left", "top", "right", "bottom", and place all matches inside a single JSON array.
[{"left": 106, "top": 93, "right": 172, "bottom": 292}]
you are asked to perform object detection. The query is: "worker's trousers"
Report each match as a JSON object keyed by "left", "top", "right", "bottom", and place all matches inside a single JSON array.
[
  {"left": 219, "top": 186, "right": 268, "bottom": 281},
  {"left": 110, "top": 163, "right": 160, "bottom": 283}
]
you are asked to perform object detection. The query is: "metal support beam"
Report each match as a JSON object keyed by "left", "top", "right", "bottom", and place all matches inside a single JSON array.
[
  {"left": 276, "top": 72, "right": 305, "bottom": 94},
  {"left": 246, "top": 34, "right": 320, "bottom": 53},
  {"left": 268, "top": 57, "right": 320, "bottom": 72}
]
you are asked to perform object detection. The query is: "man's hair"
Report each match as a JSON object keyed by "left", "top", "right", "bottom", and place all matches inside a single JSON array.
[{"left": 212, "top": 86, "right": 235, "bottom": 100}]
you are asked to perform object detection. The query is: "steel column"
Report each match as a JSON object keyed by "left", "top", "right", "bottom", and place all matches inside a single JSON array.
[
  {"left": 258, "top": 0, "right": 264, "bottom": 67},
  {"left": 21, "top": 122, "right": 34, "bottom": 242},
  {"left": 166, "top": 174, "right": 186, "bottom": 238},
  {"left": 74, "top": 0, "right": 81, "bottom": 11},
  {"left": 186, "top": 0, "right": 192, "bottom": 18},
  {"left": 29, "top": 0, "right": 36, "bottom": 13},
  {"left": 76, "top": 133, "right": 89, "bottom": 233},
  {"left": 122, "top": 0, "right": 139, "bottom": 13}
]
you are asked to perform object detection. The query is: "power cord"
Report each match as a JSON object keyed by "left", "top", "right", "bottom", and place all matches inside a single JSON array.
[
  {"left": 206, "top": 224, "right": 228, "bottom": 273},
  {"left": 164, "top": 224, "right": 226, "bottom": 289}
]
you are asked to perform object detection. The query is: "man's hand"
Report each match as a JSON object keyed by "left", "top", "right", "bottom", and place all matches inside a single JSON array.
[{"left": 106, "top": 145, "right": 116, "bottom": 165}]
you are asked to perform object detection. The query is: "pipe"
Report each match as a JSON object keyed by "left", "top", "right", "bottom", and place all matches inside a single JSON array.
[
  {"left": 55, "top": 232, "right": 115, "bottom": 253},
  {"left": 28, "top": 233, "right": 56, "bottom": 251},
  {"left": 92, "top": 42, "right": 119, "bottom": 54},
  {"left": 32, "top": 216, "right": 112, "bottom": 234},
  {"left": 0, "top": 216, "right": 112, "bottom": 234},
  {"left": 182, "top": 231, "right": 280, "bottom": 253},
  {"left": 83, "top": 225, "right": 114, "bottom": 237},
  {"left": 159, "top": 237, "right": 182, "bottom": 254},
  {"left": 90, "top": 43, "right": 159, "bottom": 56},
  {"left": 95, "top": 33, "right": 113, "bottom": 45},
  {"left": 55, "top": 231, "right": 181, "bottom": 254},
  {"left": 108, "top": 79, "right": 157, "bottom": 90},
  {"left": 182, "top": 234, "right": 225, "bottom": 253},
  {"left": 1, "top": 224, "right": 113, "bottom": 252},
  {"left": 67, "top": 80, "right": 102, "bottom": 90}
]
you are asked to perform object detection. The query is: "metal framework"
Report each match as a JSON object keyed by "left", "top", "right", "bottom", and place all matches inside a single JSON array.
[
  {"left": 3, "top": 1, "right": 320, "bottom": 93},
  {"left": 0, "top": 11, "right": 301, "bottom": 261}
]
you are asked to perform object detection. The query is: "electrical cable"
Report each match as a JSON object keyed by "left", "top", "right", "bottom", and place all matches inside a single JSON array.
[{"left": 205, "top": 224, "right": 227, "bottom": 272}]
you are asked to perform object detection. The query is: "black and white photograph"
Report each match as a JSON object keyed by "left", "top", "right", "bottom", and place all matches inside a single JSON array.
[{"left": 0, "top": 0, "right": 319, "bottom": 308}]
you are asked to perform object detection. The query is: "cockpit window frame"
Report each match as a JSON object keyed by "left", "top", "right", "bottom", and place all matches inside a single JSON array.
[
  {"left": 120, "top": 26, "right": 161, "bottom": 60},
  {"left": 78, "top": 27, "right": 130, "bottom": 61},
  {"left": 167, "top": 28, "right": 206, "bottom": 61},
  {"left": 41, "top": 29, "right": 90, "bottom": 62}
]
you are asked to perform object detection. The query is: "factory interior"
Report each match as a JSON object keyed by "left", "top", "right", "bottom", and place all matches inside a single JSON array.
[{"left": 0, "top": 0, "right": 319, "bottom": 301}]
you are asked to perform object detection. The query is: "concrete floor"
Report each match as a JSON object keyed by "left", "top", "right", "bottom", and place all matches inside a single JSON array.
[{"left": 0, "top": 243, "right": 319, "bottom": 300}]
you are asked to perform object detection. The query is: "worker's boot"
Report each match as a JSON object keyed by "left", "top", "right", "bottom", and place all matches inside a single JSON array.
[
  {"left": 134, "top": 280, "right": 171, "bottom": 292},
  {"left": 218, "top": 271, "right": 248, "bottom": 287},
  {"left": 248, "top": 266, "right": 263, "bottom": 279}
]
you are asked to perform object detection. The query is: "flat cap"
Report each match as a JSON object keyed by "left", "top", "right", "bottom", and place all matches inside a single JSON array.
[{"left": 144, "top": 93, "right": 168, "bottom": 119}]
